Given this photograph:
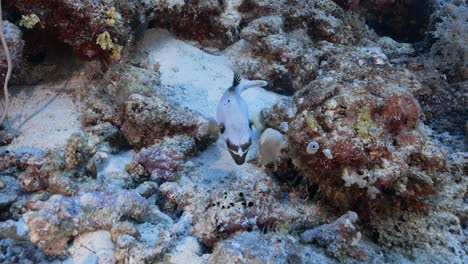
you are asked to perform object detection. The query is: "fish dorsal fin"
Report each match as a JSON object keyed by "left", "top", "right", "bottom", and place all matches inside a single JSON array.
[{"left": 232, "top": 71, "right": 241, "bottom": 88}]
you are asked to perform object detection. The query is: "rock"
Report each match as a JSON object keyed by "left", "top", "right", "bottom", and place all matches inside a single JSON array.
[
  {"left": 259, "top": 128, "right": 287, "bottom": 166},
  {"left": 150, "top": 0, "right": 237, "bottom": 48},
  {"left": 301, "top": 211, "right": 368, "bottom": 260},
  {"left": 0, "top": 175, "right": 26, "bottom": 220},
  {"left": 160, "top": 167, "right": 320, "bottom": 247},
  {"left": 0, "top": 193, "right": 17, "bottom": 209},
  {"left": 167, "top": 236, "right": 205, "bottom": 264},
  {"left": 0, "top": 219, "right": 29, "bottom": 241},
  {"left": 0, "top": 131, "right": 14, "bottom": 146},
  {"left": 69, "top": 230, "right": 116, "bottom": 264},
  {"left": 18, "top": 152, "right": 76, "bottom": 196},
  {"left": 24, "top": 190, "right": 148, "bottom": 255},
  {"left": 119, "top": 93, "right": 218, "bottom": 149},
  {"left": 135, "top": 181, "right": 158, "bottom": 198},
  {"left": 130, "top": 135, "right": 197, "bottom": 183},
  {"left": 377, "top": 36, "right": 415, "bottom": 59},
  {"left": 208, "top": 231, "right": 334, "bottom": 263}
]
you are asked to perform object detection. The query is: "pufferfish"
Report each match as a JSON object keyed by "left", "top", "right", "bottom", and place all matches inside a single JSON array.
[{"left": 216, "top": 72, "right": 268, "bottom": 165}]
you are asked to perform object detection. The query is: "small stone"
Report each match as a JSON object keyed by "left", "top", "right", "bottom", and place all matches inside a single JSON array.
[
  {"left": 279, "top": 122, "right": 289, "bottom": 133},
  {"left": 136, "top": 182, "right": 159, "bottom": 198},
  {"left": 0, "top": 180, "right": 5, "bottom": 189},
  {"left": 0, "top": 193, "right": 17, "bottom": 208},
  {"left": 322, "top": 149, "right": 333, "bottom": 159}
]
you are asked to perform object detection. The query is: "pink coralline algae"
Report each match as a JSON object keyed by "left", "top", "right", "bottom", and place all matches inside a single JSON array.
[{"left": 131, "top": 135, "right": 197, "bottom": 183}]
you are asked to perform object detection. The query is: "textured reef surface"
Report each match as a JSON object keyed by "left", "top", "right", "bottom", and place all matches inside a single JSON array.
[{"left": 0, "top": 0, "right": 466, "bottom": 263}]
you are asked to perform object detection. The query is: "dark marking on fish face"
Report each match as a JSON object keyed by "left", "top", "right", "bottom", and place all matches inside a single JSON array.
[
  {"left": 225, "top": 138, "right": 251, "bottom": 165},
  {"left": 249, "top": 120, "right": 253, "bottom": 130},
  {"left": 226, "top": 139, "right": 237, "bottom": 152},
  {"left": 219, "top": 123, "right": 225, "bottom": 134},
  {"left": 229, "top": 150, "right": 248, "bottom": 165},
  {"left": 240, "top": 138, "right": 251, "bottom": 152}
]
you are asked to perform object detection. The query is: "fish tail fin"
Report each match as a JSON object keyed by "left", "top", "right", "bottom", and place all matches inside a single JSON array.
[
  {"left": 236, "top": 79, "right": 268, "bottom": 94},
  {"left": 230, "top": 69, "right": 268, "bottom": 94},
  {"left": 242, "top": 80, "right": 268, "bottom": 89}
]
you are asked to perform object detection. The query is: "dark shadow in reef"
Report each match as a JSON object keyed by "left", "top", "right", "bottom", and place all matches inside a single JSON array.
[{"left": 361, "top": 0, "right": 434, "bottom": 44}]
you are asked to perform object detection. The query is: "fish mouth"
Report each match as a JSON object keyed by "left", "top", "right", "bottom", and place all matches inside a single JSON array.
[{"left": 228, "top": 150, "right": 248, "bottom": 165}]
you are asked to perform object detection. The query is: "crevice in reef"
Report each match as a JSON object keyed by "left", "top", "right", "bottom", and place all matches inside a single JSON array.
[{"left": 361, "top": 0, "right": 435, "bottom": 43}]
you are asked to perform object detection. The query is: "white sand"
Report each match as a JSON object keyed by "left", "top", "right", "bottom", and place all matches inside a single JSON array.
[
  {"left": 2, "top": 84, "right": 81, "bottom": 153},
  {"left": 141, "top": 28, "right": 286, "bottom": 163}
]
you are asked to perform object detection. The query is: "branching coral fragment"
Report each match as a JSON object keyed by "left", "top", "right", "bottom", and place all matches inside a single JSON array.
[
  {"left": 105, "top": 7, "right": 117, "bottom": 27},
  {"left": 96, "top": 31, "right": 114, "bottom": 51},
  {"left": 19, "top": 14, "right": 40, "bottom": 29}
]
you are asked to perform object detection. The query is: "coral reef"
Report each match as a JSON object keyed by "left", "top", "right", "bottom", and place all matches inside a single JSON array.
[
  {"left": 264, "top": 43, "right": 446, "bottom": 211},
  {"left": 7, "top": 0, "right": 130, "bottom": 62},
  {"left": 0, "top": 0, "right": 465, "bottom": 263},
  {"left": 403, "top": 1, "right": 467, "bottom": 138},
  {"left": 225, "top": 0, "right": 370, "bottom": 94}
]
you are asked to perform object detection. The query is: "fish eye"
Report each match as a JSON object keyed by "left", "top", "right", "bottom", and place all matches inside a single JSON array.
[{"left": 219, "top": 123, "right": 225, "bottom": 134}]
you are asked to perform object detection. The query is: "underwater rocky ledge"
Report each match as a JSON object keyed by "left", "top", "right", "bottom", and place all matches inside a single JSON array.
[{"left": 0, "top": 0, "right": 466, "bottom": 263}]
